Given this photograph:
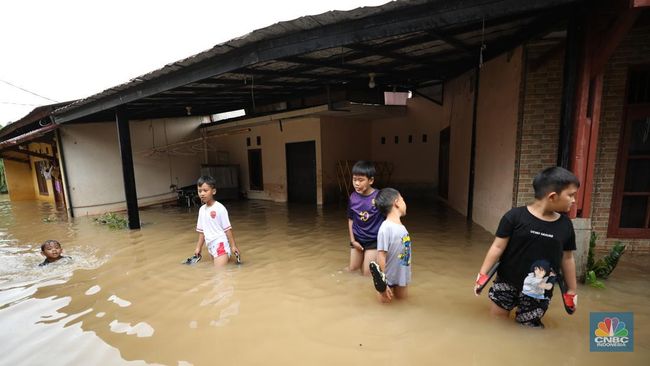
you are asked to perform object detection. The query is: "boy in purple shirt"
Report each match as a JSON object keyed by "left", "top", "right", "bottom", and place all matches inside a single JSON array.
[{"left": 347, "top": 161, "right": 383, "bottom": 276}]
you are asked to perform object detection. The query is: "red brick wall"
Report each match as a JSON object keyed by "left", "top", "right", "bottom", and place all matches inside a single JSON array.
[
  {"left": 592, "top": 25, "right": 650, "bottom": 253},
  {"left": 515, "top": 41, "right": 563, "bottom": 207},
  {"left": 515, "top": 25, "right": 650, "bottom": 252}
]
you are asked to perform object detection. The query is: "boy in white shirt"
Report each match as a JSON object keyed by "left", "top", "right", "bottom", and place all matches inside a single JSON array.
[{"left": 194, "top": 176, "right": 240, "bottom": 267}]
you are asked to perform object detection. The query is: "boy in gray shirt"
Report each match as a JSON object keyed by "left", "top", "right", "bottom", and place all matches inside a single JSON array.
[{"left": 369, "top": 188, "right": 412, "bottom": 303}]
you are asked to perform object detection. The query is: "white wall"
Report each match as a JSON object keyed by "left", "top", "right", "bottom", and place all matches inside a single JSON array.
[
  {"left": 473, "top": 49, "right": 522, "bottom": 233},
  {"left": 59, "top": 117, "right": 204, "bottom": 216},
  {"left": 370, "top": 96, "right": 441, "bottom": 197},
  {"left": 209, "top": 117, "right": 323, "bottom": 204}
]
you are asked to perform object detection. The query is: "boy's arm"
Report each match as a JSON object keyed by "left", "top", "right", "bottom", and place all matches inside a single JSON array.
[
  {"left": 479, "top": 236, "right": 509, "bottom": 274},
  {"left": 225, "top": 229, "right": 238, "bottom": 254},
  {"left": 348, "top": 218, "right": 363, "bottom": 251},
  {"left": 377, "top": 250, "right": 388, "bottom": 272},
  {"left": 474, "top": 236, "right": 508, "bottom": 295},
  {"left": 194, "top": 232, "right": 205, "bottom": 256},
  {"left": 561, "top": 250, "right": 577, "bottom": 294}
]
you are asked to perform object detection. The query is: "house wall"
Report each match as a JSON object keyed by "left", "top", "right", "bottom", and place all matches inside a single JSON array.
[
  {"left": 320, "top": 117, "right": 372, "bottom": 203},
  {"left": 370, "top": 96, "right": 441, "bottom": 199},
  {"left": 27, "top": 142, "right": 55, "bottom": 203},
  {"left": 210, "top": 117, "right": 322, "bottom": 204},
  {"left": 441, "top": 70, "right": 474, "bottom": 217},
  {"left": 515, "top": 43, "right": 563, "bottom": 207},
  {"left": 593, "top": 24, "right": 650, "bottom": 252},
  {"left": 59, "top": 117, "right": 205, "bottom": 216},
  {"left": 4, "top": 159, "right": 35, "bottom": 200},
  {"left": 517, "top": 25, "right": 650, "bottom": 252},
  {"left": 473, "top": 48, "right": 522, "bottom": 233}
]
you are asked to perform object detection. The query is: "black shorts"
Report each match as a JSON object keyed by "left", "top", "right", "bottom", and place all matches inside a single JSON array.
[
  {"left": 488, "top": 278, "right": 550, "bottom": 325},
  {"left": 349, "top": 239, "right": 377, "bottom": 250}
]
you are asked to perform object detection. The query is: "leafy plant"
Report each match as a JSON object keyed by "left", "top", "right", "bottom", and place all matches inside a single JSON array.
[
  {"left": 585, "top": 270, "right": 605, "bottom": 288},
  {"left": 94, "top": 212, "right": 128, "bottom": 229},
  {"left": 585, "top": 232, "right": 626, "bottom": 288}
]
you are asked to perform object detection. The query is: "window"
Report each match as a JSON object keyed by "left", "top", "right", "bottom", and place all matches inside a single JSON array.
[
  {"left": 394, "top": 136, "right": 399, "bottom": 144},
  {"left": 408, "top": 135, "right": 413, "bottom": 143},
  {"left": 256, "top": 136, "right": 262, "bottom": 146},
  {"left": 248, "top": 149, "right": 264, "bottom": 191},
  {"left": 246, "top": 137, "right": 251, "bottom": 147},
  {"left": 422, "top": 134, "right": 428, "bottom": 143},
  {"left": 381, "top": 137, "right": 386, "bottom": 145},
  {"left": 34, "top": 160, "right": 49, "bottom": 195},
  {"left": 609, "top": 68, "right": 650, "bottom": 238}
]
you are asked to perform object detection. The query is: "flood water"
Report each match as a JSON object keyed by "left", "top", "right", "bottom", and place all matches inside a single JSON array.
[{"left": 0, "top": 194, "right": 648, "bottom": 366}]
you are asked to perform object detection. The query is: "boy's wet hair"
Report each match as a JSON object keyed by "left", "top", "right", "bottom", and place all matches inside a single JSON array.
[
  {"left": 529, "top": 259, "right": 551, "bottom": 273},
  {"left": 532, "top": 167, "right": 580, "bottom": 199},
  {"left": 351, "top": 160, "right": 376, "bottom": 179},
  {"left": 197, "top": 175, "right": 217, "bottom": 189},
  {"left": 41, "top": 239, "right": 61, "bottom": 251},
  {"left": 375, "top": 187, "right": 400, "bottom": 216}
]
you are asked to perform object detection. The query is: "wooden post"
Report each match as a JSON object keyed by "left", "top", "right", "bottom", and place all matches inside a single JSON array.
[{"left": 116, "top": 110, "right": 141, "bottom": 230}]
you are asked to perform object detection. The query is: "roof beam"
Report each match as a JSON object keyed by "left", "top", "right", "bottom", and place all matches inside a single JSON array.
[
  {"left": 54, "top": 0, "right": 577, "bottom": 123},
  {"left": 426, "top": 30, "right": 474, "bottom": 56}
]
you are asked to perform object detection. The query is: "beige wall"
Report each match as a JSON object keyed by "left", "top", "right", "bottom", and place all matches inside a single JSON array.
[
  {"left": 4, "top": 159, "right": 35, "bottom": 201},
  {"left": 59, "top": 117, "right": 205, "bottom": 216},
  {"left": 320, "top": 117, "right": 372, "bottom": 203},
  {"left": 210, "top": 117, "right": 323, "bottom": 204},
  {"left": 473, "top": 49, "right": 522, "bottom": 233},
  {"left": 370, "top": 96, "right": 441, "bottom": 198},
  {"left": 442, "top": 70, "right": 474, "bottom": 216}
]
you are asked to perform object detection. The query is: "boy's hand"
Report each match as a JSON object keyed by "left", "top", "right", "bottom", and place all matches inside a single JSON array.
[
  {"left": 563, "top": 291, "right": 577, "bottom": 313},
  {"left": 380, "top": 287, "right": 393, "bottom": 302},
  {"left": 351, "top": 241, "right": 364, "bottom": 251},
  {"left": 474, "top": 272, "right": 489, "bottom": 296}
]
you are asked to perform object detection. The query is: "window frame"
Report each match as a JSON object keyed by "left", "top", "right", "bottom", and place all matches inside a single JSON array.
[{"left": 608, "top": 67, "right": 650, "bottom": 238}]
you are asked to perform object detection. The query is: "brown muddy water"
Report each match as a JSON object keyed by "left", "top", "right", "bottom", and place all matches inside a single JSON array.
[{"left": 0, "top": 194, "right": 648, "bottom": 366}]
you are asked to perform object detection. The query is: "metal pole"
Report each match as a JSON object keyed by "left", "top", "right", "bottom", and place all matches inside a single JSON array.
[{"left": 116, "top": 110, "right": 141, "bottom": 229}]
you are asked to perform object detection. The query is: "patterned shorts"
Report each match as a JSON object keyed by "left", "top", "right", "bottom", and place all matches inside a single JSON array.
[{"left": 488, "top": 278, "right": 550, "bottom": 325}]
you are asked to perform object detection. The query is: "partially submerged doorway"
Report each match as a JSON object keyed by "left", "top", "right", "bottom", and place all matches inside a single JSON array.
[{"left": 286, "top": 141, "right": 316, "bottom": 203}]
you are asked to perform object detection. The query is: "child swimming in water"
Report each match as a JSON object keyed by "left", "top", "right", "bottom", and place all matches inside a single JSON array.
[{"left": 39, "top": 239, "right": 72, "bottom": 266}]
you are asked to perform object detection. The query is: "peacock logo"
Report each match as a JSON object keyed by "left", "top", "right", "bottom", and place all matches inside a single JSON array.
[
  {"left": 594, "top": 317, "right": 628, "bottom": 337},
  {"left": 591, "top": 312, "right": 633, "bottom": 352}
]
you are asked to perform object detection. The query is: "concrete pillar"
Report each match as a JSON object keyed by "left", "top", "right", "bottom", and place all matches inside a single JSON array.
[{"left": 572, "top": 217, "right": 591, "bottom": 280}]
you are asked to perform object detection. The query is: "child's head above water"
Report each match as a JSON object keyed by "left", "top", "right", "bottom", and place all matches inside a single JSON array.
[
  {"left": 41, "top": 239, "right": 63, "bottom": 262},
  {"left": 351, "top": 161, "right": 376, "bottom": 195},
  {"left": 532, "top": 167, "right": 580, "bottom": 212},
  {"left": 375, "top": 187, "right": 406, "bottom": 217},
  {"left": 197, "top": 175, "right": 217, "bottom": 204}
]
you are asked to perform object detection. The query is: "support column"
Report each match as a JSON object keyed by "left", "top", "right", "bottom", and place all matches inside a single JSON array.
[{"left": 116, "top": 110, "right": 140, "bottom": 229}]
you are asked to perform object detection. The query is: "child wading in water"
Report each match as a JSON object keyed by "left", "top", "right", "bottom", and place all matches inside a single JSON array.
[
  {"left": 347, "top": 161, "right": 383, "bottom": 276},
  {"left": 39, "top": 239, "right": 71, "bottom": 266},
  {"left": 474, "top": 167, "right": 579, "bottom": 328},
  {"left": 194, "top": 176, "right": 240, "bottom": 267},
  {"left": 369, "top": 188, "right": 411, "bottom": 303}
]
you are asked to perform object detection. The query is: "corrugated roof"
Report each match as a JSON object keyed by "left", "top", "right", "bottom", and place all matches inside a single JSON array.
[{"left": 52, "top": 0, "right": 578, "bottom": 123}]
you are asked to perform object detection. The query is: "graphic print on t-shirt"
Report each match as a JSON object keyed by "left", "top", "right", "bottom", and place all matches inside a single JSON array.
[
  {"left": 398, "top": 234, "right": 411, "bottom": 266},
  {"left": 210, "top": 210, "right": 217, "bottom": 219},
  {"left": 521, "top": 259, "right": 555, "bottom": 300}
]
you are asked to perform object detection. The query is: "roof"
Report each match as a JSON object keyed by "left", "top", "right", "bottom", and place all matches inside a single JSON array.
[
  {"left": 53, "top": 0, "right": 578, "bottom": 124},
  {"left": 0, "top": 102, "right": 71, "bottom": 140}
]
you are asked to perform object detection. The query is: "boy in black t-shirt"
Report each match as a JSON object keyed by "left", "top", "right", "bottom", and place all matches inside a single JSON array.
[{"left": 473, "top": 167, "right": 579, "bottom": 328}]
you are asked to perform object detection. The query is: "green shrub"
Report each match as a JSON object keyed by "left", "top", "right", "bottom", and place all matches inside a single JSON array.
[
  {"left": 585, "top": 232, "right": 626, "bottom": 288},
  {"left": 94, "top": 212, "right": 128, "bottom": 229}
]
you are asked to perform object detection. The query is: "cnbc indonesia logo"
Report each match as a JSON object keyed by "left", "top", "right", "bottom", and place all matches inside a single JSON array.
[{"left": 591, "top": 313, "right": 633, "bottom": 352}]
